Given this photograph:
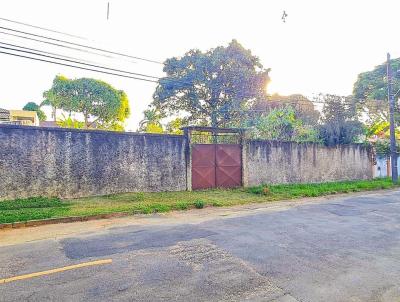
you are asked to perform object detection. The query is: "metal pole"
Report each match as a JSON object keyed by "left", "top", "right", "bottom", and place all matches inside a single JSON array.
[{"left": 387, "top": 53, "right": 398, "bottom": 182}]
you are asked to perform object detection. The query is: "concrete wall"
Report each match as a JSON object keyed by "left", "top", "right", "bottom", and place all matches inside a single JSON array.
[
  {"left": 243, "top": 140, "right": 373, "bottom": 186},
  {"left": 0, "top": 125, "right": 375, "bottom": 200},
  {"left": 0, "top": 125, "right": 186, "bottom": 200}
]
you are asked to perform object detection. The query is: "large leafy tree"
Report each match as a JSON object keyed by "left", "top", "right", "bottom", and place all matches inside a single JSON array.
[
  {"left": 317, "top": 94, "right": 365, "bottom": 146},
  {"left": 353, "top": 57, "right": 400, "bottom": 101},
  {"left": 153, "top": 40, "right": 270, "bottom": 127},
  {"left": 22, "top": 102, "right": 46, "bottom": 121},
  {"left": 43, "top": 76, "right": 130, "bottom": 130},
  {"left": 353, "top": 58, "right": 400, "bottom": 124}
]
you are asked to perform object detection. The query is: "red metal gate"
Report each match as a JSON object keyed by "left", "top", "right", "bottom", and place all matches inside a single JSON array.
[{"left": 191, "top": 144, "right": 242, "bottom": 190}]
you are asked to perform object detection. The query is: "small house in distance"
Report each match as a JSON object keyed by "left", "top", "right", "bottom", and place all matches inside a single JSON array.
[{"left": 0, "top": 108, "right": 39, "bottom": 126}]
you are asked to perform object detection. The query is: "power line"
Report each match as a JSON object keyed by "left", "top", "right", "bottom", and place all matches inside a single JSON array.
[
  {"left": 0, "top": 43, "right": 160, "bottom": 79},
  {"left": 0, "top": 50, "right": 158, "bottom": 83},
  {"left": 0, "top": 30, "right": 129, "bottom": 62},
  {"left": 0, "top": 40, "right": 111, "bottom": 67},
  {"left": 0, "top": 17, "right": 86, "bottom": 40},
  {"left": 0, "top": 25, "right": 163, "bottom": 65}
]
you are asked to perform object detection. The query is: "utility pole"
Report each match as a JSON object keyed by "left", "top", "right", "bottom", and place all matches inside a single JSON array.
[{"left": 387, "top": 53, "right": 398, "bottom": 183}]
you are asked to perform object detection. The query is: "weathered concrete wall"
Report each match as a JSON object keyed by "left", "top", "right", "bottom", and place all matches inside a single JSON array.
[
  {"left": 244, "top": 140, "right": 373, "bottom": 186},
  {"left": 0, "top": 125, "right": 186, "bottom": 200}
]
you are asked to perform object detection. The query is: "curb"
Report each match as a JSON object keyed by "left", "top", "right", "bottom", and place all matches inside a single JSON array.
[{"left": 0, "top": 212, "right": 130, "bottom": 230}]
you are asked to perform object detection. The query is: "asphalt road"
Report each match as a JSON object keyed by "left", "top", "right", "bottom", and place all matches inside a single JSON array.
[{"left": 1, "top": 190, "right": 400, "bottom": 301}]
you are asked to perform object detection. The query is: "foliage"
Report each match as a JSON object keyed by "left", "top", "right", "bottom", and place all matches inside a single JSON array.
[
  {"left": 166, "top": 117, "right": 185, "bottom": 134},
  {"left": 318, "top": 121, "right": 365, "bottom": 146},
  {"left": 353, "top": 58, "right": 400, "bottom": 125},
  {"left": 0, "top": 197, "right": 63, "bottom": 210},
  {"left": 250, "top": 106, "right": 320, "bottom": 142},
  {"left": 316, "top": 94, "right": 365, "bottom": 146},
  {"left": 153, "top": 40, "right": 270, "bottom": 127},
  {"left": 176, "top": 201, "right": 190, "bottom": 210},
  {"left": 0, "top": 197, "right": 68, "bottom": 224},
  {"left": 43, "top": 75, "right": 130, "bottom": 130},
  {"left": 2, "top": 179, "right": 398, "bottom": 224},
  {"left": 138, "top": 106, "right": 164, "bottom": 132},
  {"left": 366, "top": 120, "right": 400, "bottom": 141},
  {"left": 42, "top": 75, "right": 71, "bottom": 121},
  {"left": 353, "top": 57, "right": 400, "bottom": 101},
  {"left": 57, "top": 113, "right": 85, "bottom": 129},
  {"left": 247, "top": 178, "right": 396, "bottom": 198},
  {"left": 23, "top": 101, "right": 47, "bottom": 121},
  {"left": 194, "top": 200, "right": 205, "bottom": 209},
  {"left": 145, "top": 123, "right": 164, "bottom": 133},
  {"left": 254, "top": 93, "right": 320, "bottom": 126},
  {"left": 366, "top": 121, "right": 390, "bottom": 138},
  {"left": 373, "top": 139, "right": 400, "bottom": 156}
]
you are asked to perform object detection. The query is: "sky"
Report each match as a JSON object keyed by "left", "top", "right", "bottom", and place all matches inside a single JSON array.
[{"left": 0, "top": 0, "right": 399, "bottom": 130}]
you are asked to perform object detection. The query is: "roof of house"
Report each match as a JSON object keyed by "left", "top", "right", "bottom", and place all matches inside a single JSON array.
[
  {"left": 0, "top": 108, "right": 10, "bottom": 120},
  {"left": 9, "top": 110, "right": 38, "bottom": 119}
]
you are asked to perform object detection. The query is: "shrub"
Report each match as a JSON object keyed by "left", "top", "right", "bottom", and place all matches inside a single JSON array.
[{"left": 194, "top": 200, "right": 205, "bottom": 209}]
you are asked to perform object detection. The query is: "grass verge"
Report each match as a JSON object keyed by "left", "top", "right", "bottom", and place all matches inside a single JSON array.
[{"left": 0, "top": 178, "right": 398, "bottom": 224}]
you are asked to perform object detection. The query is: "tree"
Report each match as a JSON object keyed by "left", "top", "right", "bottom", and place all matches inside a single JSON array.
[
  {"left": 166, "top": 118, "right": 184, "bottom": 134},
  {"left": 353, "top": 58, "right": 400, "bottom": 124},
  {"left": 317, "top": 94, "right": 365, "bottom": 146},
  {"left": 250, "top": 106, "right": 320, "bottom": 142},
  {"left": 138, "top": 106, "right": 164, "bottom": 132},
  {"left": 42, "top": 75, "right": 72, "bottom": 121},
  {"left": 22, "top": 102, "right": 46, "bottom": 121},
  {"left": 254, "top": 93, "right": 320, "bottom": 126},
  {"left": 153, "top": 40, "right": 270, "bottom": 127},
  {"left": 353, "top": 57, "right": 400, "bottom": 101},
  {"left": 43, "top": 76, "right": 130, "bottom": 130}
]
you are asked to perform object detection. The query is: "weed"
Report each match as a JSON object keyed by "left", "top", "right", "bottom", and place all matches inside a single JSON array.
[
  {"left": 211, "top": 200, "right": 223, "bottom": 207},
  {"left": 194, "top": 200, "right": 205, "bottom": 209},
  {"left": 176, "top": 201, "right": 190, "bottom": 210}
]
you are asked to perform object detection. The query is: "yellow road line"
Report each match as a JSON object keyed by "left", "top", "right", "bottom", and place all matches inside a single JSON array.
[{"left": 0, "top": 259, "right": 112, "bottom": 284}]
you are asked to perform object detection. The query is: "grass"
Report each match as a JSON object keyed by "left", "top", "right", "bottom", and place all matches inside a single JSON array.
[{"left": 0, "top": 178, "right": 398, "bottom": 224}]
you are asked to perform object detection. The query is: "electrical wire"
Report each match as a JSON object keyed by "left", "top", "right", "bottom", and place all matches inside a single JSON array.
[
  {"left": 0, "top": 39, "right": 102, "bottom": 65},
  {"left": 0, "top": 30, "right": 129, "bottom": 62},
  {"left": 0, "top": 50, "right": 158, "bottom": 83},
  {"left": 0, "top": 25, "right": 163, "bottom": 65},
  {"left": 0, "top": 17, "right": 86, "bottom": 40},
  {"left": 0, "top": 43, "right": 160, "bottom": 79}
]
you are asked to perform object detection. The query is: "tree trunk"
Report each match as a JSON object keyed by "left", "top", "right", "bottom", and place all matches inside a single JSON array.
[
  {"left": 52, "top": 107, "right": 57, "bottom": 122},
  {"left": 211, "top": 110, "right": 218, "bottom": 143},
  {"left": 211, "top": 110, "right": 218, "bottom": 128},
  {"left": 84, "top": 113, "right": 89, "bottom": 128}
]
